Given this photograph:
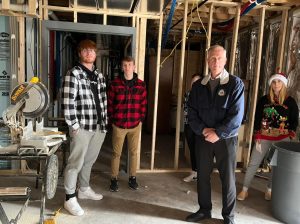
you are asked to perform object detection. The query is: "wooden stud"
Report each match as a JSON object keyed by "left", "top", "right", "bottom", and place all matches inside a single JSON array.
[
  {"left": 74, "top": 0, "right": 77, "bottom": 23},
  {"left": 260, "top": 5, "right": 290, "bottom": 11},
  {"left": 135, "top": 18, "right": 140, "bottom": 169},
  {"left": 204, "top": 3, "right": 214, "bottom": 75},
  {"left": 174, "top": 0, "right": 188, "bottom": 169},
  {"left": 243, "top": 6, "right": 266, "bottom": 168},
  {"left": 38, "top": 0, "right": 42, "bottom": 18},
  {"left": 229, "top": 5, "right": 240, "bottom": 74},
  {"left": 28, "top": 0, "right": 37, "bottom": 16},
  {"left": 138, "top": 18, "right": 147, "bottom": 81},
  {"left": 1, "top": 0, "right": 10, "bottom": 10},
  {"left": 132, "top": 15, "right": 136, "bottom": 27},
  {"left": 43, "top": 0, "right": 48, "bottom": 20},
  {"left": 17, "top": 16, "right": 25, "bottom": 83},
  {"left": 150, "top": 13, "right": 163, "bottom": 170},
  {"left": 136, "top": 16, "right": 147, "bottom": 170},
  {"left": 276, "top": 9, "right": 288, "bottom": 72},
  {"left": 103, "top": 0, "right": 107, "bottom": 25},
  {"left": 135, "top": 17, "right": 140, "bottom": 72}
]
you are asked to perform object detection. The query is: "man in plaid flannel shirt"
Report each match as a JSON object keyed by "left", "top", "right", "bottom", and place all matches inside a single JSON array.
[
  {"left": 62, "top": 39, "right": 107, "bottom": 216},
  {"left": 108, "top": 56, "right": 147, "bottom": 192}
]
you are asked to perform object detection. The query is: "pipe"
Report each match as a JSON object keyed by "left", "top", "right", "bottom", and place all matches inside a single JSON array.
[
  {"left": 48, "top": 11, "right": 59, "bottom": 21},
  {"left": 162, "top": 0, "right": 177, "bottom": 48},
  {"left": 130, "top": 0, "right": 141, "bottom": 13},
  {"left": 170, "top": 0, "right": 208, "bottom": 30}
]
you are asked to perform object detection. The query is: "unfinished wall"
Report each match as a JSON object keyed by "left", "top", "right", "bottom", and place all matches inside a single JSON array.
[{"left": 286, "top": 9, "right": 300, "bottom": 139}]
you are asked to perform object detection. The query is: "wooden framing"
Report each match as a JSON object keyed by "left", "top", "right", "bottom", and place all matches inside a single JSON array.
[
  {"left": 150, "top": 13, "right": 163, "bottom": 170},
  {"left": 17, "top": 16, "right": 25, "bottom": 83},
  {"left": 1, "top": 0, "right": 10, "bottom": 10},
  {"left": 276, "top": 9, "right": 289, "bottom": 72},
  {"left": 174, "top": 0, "right": 188, "bottom": 169},
  {"left": 103, "top": 0, "right": 107, "bottom": 25},
  {"left": 204, "top": 3, "right": 214, "bottom": 75},
  {"left": 229, "top": 5, "right": 241, "bottom": 74},
  {"left": 27, "top": 0, "right": 37, "bottom": 16},
  {"left": 136, "top": 0, "right": 147, "bottom": 170},
  {"left": 243, "top": 6, "right": 266, "bottom": 168},
  {"left": 1, "top": 0, "right": 299, "bottom": 173}
]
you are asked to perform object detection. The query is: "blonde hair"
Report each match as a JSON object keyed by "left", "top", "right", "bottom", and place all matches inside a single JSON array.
[{"left": 269, "top": 84, "right": 287, "bottom": 105}]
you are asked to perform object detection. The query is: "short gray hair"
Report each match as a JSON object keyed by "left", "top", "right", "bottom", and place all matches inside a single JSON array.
[{"left": 207, "top": 45, "right": 227, "bottom": 58}]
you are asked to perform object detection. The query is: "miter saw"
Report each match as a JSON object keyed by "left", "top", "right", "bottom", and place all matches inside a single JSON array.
[
  {"left": 0, "top": 77, "right": 67, "bottom": 224},
  {"left": 1, "top": 77, "right": 66, "bottom": 153}
]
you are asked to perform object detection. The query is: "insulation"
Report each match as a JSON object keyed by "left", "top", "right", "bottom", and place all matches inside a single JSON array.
[
  {"left": 246, "top": 29, "right": 258, "bottom": 81},
  {"left": 287, "top": 16, "right": 300, "bottom": 117},
  {"left": 260, "top": 22, "right": 280, "bottom": 95}
]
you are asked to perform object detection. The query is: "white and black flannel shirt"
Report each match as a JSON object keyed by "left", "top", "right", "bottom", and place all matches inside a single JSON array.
[{"left": 62, "top": 65, "right": 108, "bottom": 132}]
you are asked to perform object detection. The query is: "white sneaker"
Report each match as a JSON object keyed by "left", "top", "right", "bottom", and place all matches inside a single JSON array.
[
  {"left": 64, "top": 197, "right": 84, "bottom": 216},
  {"left": 183, "top": 171, "right": 197, "bottom": 182},
  {"left": 78, "top": 187, "right": 103, "bottom": 200}
]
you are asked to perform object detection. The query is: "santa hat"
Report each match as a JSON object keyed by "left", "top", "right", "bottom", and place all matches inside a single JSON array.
[{"left": 268, "top": 73, "right": 287, "bottom": 86}]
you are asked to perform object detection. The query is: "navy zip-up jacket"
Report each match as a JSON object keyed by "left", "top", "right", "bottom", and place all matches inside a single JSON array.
[{"left": 188, "top": 69, "right": 244, "bottom": 139}]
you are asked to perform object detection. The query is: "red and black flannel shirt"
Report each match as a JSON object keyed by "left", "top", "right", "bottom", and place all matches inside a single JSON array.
[{"left": 108, "top": 73, "right": 147, "bottom": 129}]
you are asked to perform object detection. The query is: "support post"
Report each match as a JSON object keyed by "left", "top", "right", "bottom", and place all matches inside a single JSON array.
[
  {"left": 276, "top": 9, "right": 288, "bottom": 72},
  {"left": 174, "top": 0, "right": 188, "bottom": 169},
  {"left": 150, "top": 13, "right": 163, "bottom": 170},
  {"left": 103, "top": 0, "right": 107, "bottom": 25},
  {"left": 204, "top": 3, "right": 213, "bottom": 75},
  {"left": 229, "top": 5, "right": 240, "bottom": 74},
  {"left": 17, "top": 16, "right": 25, "bottom": 83},
  {"left": 243, "top": 7, "right": 265, "bottom": 168}
]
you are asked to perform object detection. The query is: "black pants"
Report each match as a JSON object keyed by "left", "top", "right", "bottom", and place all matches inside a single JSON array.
[
  {"left": 195, "top": 136, "right": 237, "bottom": 221},
  {"left": 184, "top": 124, "right": 197, "bottom": 171}
]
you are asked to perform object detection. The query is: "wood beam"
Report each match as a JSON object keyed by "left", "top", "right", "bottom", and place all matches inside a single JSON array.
[
  {"left": 43, "top": 0, "right": 48, "bottom": 20},
  {"left": 40, "top": 4, "right": 160, "bottom": 19},
  {"left": 17, "top": 16, "right": 25, "bottom": 83},
  {"left": 243, "top": 6, "right": 266, "bottom": 168},
  {"left": 28, "top": 0, "right": 37, "bottom": 15},
  {"left": 1, "top": 0, "right": 10, "bottom": 10},
  {"left": 174, "top": 0, "right": 188, "bottom": 169},
  {"left": 263, "top": 0, "right": 300, "bottom": 4},
  {"left": 103, "top": 0, "right": 107, "bottom": 25},
  {"left": 74, "top": 0, "right": 77, "bottom": 22},
  {"left": 150, "top": 13, "right": 164, "bottom": 170},
  {"left": 136, "top": 16, "right": 147, "bottom": 170},
  {"left": 204, "top": 3, "right": 213, "bottom": 75},
  {"left": 276, "top": 9, "right": 288, "bottom": 72},
  {"left": 227, "top": 7, "right": 260, "bottom": 17},
  {"left": 229, "top": 5, "right": 241, "bottom": 74}
]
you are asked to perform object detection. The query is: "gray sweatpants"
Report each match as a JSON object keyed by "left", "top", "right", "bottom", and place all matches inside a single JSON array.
[
  {"left": 64, "top": 127, "right": 106, "bottom": 194},
  {"left": 243, "top": 138, "right": 289, "bottom": 189}
]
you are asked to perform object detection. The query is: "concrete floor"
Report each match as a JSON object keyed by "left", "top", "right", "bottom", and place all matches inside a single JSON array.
[
  {"left": 0, "top": 171, "right": 283, "bottom": 224},
  {"left": 0, "top": 133, "right": 284, "bottom": 224}
]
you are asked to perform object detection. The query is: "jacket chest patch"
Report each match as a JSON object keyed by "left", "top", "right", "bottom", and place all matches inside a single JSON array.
[{"left": 218, "top": 89, "right": 226, "bottom": 96}]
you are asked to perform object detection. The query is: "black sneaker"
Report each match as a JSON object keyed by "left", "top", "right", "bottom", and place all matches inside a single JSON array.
[
  {"left": 128, "top": 176, "right": 139, "bottom": 190},
  {"left": 110, "top": 178, "right": 119, "bottom": 192}
]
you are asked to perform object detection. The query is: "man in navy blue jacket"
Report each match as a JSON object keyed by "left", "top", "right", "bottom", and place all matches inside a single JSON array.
[{"left": 186, "top": 45, "right": 244, "bottom": 224}]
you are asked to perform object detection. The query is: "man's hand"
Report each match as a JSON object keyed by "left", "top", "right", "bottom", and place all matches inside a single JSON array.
[
  {"left": 202, "top": 128, "right": 219, "bottom": 143},
  {"left": 202, "top": 128, "right": 215, "bottom": 136}
]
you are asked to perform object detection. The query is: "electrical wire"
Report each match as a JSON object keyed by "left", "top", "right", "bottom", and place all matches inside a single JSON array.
[
  {"left": 160, "top": 1, "right": 196, "bottom": 67},
  {"left": 196, "top": 2, "right": 208, "bottom": 41}
]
